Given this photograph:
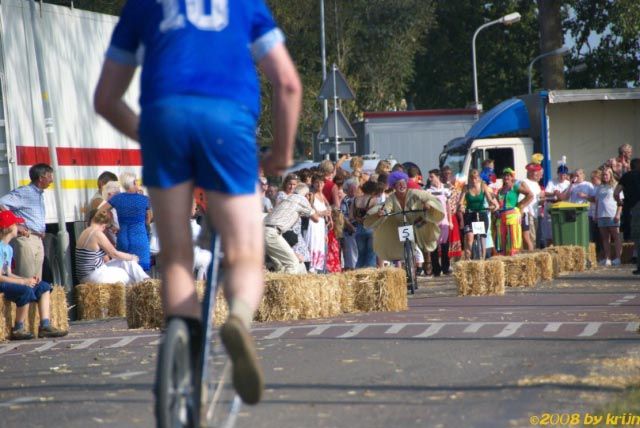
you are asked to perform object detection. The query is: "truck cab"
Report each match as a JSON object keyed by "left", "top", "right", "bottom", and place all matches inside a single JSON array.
[{"left": 440, "top": 97, "right": 535, "bottom": 182}]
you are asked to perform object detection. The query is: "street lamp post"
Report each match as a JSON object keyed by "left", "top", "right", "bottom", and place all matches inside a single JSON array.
[
  {"left": 528, "top": 46, "right": 571, "bottom": 94},
  {"left": 472, "top": 12, "right": 521, "bottom": 112}
]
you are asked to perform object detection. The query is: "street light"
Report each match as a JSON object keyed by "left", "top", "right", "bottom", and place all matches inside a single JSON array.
[
  {"left": 528, "top": 46, "right": 571, "bottom": 94},
  {"left": 472, "top": 12, "right": 521, "bottom": 112}
]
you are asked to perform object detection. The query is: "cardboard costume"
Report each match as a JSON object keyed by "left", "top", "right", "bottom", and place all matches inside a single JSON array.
[{"left": 364, "top": 189, "right": 445, "bottom": 261}]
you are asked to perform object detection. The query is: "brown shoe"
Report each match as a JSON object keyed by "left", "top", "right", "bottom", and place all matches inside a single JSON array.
[
  {"left": 38, "top": 325, "right": 68, "bottom": 338},
  {"left": 11, "top": 327, "right": 34, "bottom": 340},
  {"left": 219, "top": 315, "right": 264, "bottom": 405}
]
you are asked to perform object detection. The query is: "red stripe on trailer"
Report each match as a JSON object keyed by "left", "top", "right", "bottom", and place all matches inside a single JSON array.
[
  {"left": 16, "top": 146, "right": 142, "bottom": 166},
  {"left": 363, "top": 109, "right": 478, "bottom": 119}
]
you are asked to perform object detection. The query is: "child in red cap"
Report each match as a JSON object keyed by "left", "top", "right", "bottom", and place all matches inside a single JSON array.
[{"left": 0, "top": 210, "right": 67, "bottom": 340}]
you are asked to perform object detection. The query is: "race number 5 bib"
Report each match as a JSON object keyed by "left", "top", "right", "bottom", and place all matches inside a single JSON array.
[{"left": 398, "top": 225, "right": 415, "bottom": 242}]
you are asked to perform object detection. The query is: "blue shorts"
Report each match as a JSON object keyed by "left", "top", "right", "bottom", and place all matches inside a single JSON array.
[
  {"left": 139, "top": 96, "right": 258, "bottom": 194},
  {"left": 597, "top": 217, "right": 620, "bottom": 228},
  {"left": 0, "top": 281, "right": 51, "bottom": 307}
]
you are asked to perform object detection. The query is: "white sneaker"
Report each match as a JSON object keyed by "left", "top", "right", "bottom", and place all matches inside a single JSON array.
[
  {"left": 598, "top": 259, "right": 608, "bottom": 266},
  {"left": 611, "top": 258, "right": 621, "bottom": 266},
  {"left": 604, "top": 259, "right": 612, "bottom": 267}
]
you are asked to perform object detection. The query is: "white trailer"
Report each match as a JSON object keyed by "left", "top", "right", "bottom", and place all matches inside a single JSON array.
[
  {"left": 0, "top": 0, "right": 141, "bottom": 225},
  {"left": 0, "top": 0, "right": 140, "bottom": 285},
  {"left": 357, "top": 109, "right": 476, "bottom": 173}
]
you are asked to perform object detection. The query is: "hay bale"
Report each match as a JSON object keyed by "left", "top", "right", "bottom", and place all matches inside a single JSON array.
[
  {"left": 531, "top": 252, "right": 554, "bottom": 281},
  {"left": 126, "top": 279, "right": 229, "bottom": 329},
  {"left": 501, "top": 255, "right": 538, "bottom": 287},
  {"left": 255, "top": 273, "right": 343, "bottom": 322},
  {"left": 50, "top": 285, "right": 69, "bottom": 333},
  {"left": 587, "top": 242, "right": 597, "bottom": 269},
  {"left": 347, "top": 268, "right": 407, "bottom": 312},
  {"left": 569, "top": 245, "right": 586, "bottom": 272},
  {"left": 453, "top": 260, "right": 504, "bottom": 296},
  {"left": 333, "top": 272, "right": 357, "bottom": 314},
  {"left": 75, "top": 283, "right": 126, "bottom": 320},
  {"left": 484, "top": 259, "right": 506, "bottom": 295},
  {"left": 613, "top": 242, "right": 635, "bottom": 264}
]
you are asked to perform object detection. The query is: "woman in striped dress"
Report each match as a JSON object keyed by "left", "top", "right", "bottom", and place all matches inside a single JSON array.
[{"left": 75, "top": 209, "right": 149, "bottom": 285}]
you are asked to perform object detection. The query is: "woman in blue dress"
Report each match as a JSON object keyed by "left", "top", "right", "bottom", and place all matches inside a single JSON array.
[{"left": 100, "top": 172, "right": 152, "bottom": 271}]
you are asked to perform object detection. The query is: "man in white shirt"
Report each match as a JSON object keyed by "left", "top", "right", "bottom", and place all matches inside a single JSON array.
[
  {"left": 521, "top": 163, "right": 543, "bottom": 250},
  {"left": 542, "top": 165, "right": 571, "bottom": 245}
]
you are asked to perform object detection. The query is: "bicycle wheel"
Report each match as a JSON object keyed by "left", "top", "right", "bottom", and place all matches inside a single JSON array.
[
  {"left": 471, "top": 236, "right": 481, "bottom": 260},
  {"left": 156, "top": 318, "right": 196, "bottom": 428},
  {"left": 404, "top": 240, "right": 417, "bottom": 294}
]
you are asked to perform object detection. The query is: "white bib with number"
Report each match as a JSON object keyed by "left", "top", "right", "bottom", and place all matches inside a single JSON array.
[
  {"left": 397, "top": 225, "right": 415, "bottom": 242},
  {"left": 471, "top": 221, "right": 486, "bottom": 235}
]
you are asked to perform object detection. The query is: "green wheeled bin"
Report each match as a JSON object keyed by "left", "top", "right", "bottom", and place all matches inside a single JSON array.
[{"left": 550, "top": 202, "right": 590, "bottom": 251}]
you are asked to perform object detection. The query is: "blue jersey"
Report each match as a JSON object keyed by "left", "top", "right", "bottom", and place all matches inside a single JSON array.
[{"left": 107, "top": 0, "right": 284, "bottom": 117}]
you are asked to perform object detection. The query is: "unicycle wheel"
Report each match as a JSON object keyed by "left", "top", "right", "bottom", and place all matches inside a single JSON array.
[{"left": 156, "top": 318, "right": 196, "bottom": 428}]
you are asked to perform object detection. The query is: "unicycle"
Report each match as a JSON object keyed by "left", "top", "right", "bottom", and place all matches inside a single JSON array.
[{"left": 156, "top": 230, "right": 241, "bottom": 428}]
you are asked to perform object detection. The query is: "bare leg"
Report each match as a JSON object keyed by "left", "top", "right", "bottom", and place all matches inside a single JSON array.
[
  {"left": 205, "top": 191, "right": 264, "bottom": 312},
  {"left": 148, "top": 182, "right": 200, "bottom": 320},
  {"left": 600, "top": 227, "right": 610, "bottom": 261},
  {"left": 38, "top": 291, "right": 51, "bottom": 321},
  {"left": 15, "top": 304, "right": 28, "bottom": 325},
  {"left": 463, "top": 232, "right": 473, "bottom": 259},
  {"left": 611, "top": 227, "right": 622, "bottom": 260}
]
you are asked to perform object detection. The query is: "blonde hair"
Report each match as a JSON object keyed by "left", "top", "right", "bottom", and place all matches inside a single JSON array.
[
  {"left": 319, "top": 159, "right": 335, "bottom": 175},
  {"left": 120, "top": 172, "right": 137, "bottom": 191},
  {"left": 350, "top": 156, "right": 363, "bottom": 170},
  {"left": 375, "top": 160, "right": 392, "bottom": 175},
  {"left": 88, "top": 209, "right": 111, "bottom": 225},
  {"left": 102, "top": 181, "right": 122, "bottom": 201},
  {"left": 600, "top": 167, "right": 617, "bottom": 187}
]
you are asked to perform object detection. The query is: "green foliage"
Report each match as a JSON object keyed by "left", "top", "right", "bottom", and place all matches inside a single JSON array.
[
  {"left": 410, "top": 0, "right": 540, "bottom": 111},
  {"left": 564, "top": 0, "right": 640, "bottom": 89},
  {"left": 42, "top": 0, "right": 125, "bottom": 15},
  {"left": 263, "top": 0, "right": 436, "bottom": 155}
]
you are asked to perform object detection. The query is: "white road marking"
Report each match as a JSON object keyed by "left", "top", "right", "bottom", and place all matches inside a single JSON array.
[
  {"left": 32, "top": 342, "right": 57, "bottom": 353},
  {"left": 625, "top": 322, "right": 640, "bottom": 332},
  {"left": 622, "top": 295, "right": 636, "bottom": 300},
  {"left": 0, "top": 344, "right": 18, "bottom": 355},
  {"left": 494, "top": 323, "right": 523, "bottom": 338},
  {"left": 578, "top": 322, "right": 602, "bottom": 337},
  {"left": 413, "top": 323, "right": 445, "bottom": 338},
  {"left": 463, "top": 323, "right": 484, "bottom": 333},
  {"left": 384, "top": 324, "right": 406, "bottom": 334},
  {"left": 148, "top": 338, "right": 162, "bottom": 346},
  {"left": 71, "top": 339, "right": 100, "bottom": 350},
  {"left": 107, "top": 337, "right": 138, "bottom": 348},
  {"left": 307, "top": 325, "right": 331, "bottom": 336},
  {"left": 110, "top": 371, "right": 147, "bottom": 379},
  {"left": 0, "top": 396, "right": 42, "bottom": 408},
  {"left": 337, "top": 325, "right": 368, "bottom": 338},
  {"left": 263, "top": 328, "right": 290, "bottom": 340},
  {"left": 543, "top": 323, "right": 562, "bottom": 332}
]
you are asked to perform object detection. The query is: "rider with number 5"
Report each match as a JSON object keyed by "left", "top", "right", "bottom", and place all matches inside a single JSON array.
[
  {"left": 94, "top": 0, "right": 302, "bottom": 412},
  {"left": 458, "top": 169, "right": 498, "bottom": 260},
  {"left": 364, "top": 171, "right": 444, "bottom": 274}
]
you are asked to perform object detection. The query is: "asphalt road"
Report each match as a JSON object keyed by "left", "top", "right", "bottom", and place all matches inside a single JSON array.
[{"left": 0, "top": 266, "right": 638, "bottom": 428}]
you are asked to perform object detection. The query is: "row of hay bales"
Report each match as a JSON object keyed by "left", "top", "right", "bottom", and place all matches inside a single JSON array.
[
  {"left": 0, "top": 285, "right": 69, "bottom": 341},
  {"left": 454, "top": 245, "right": 586, "bottom": 296},
  {"left": 74, "top": 268, "right": 408, "bottom": 329}
]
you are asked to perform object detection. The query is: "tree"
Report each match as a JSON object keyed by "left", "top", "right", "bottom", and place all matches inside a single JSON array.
[
  {"left": 410, "top": 0, "right": 540, "bottom": 111},
  {"left": 537, "top": 0, "right": 565, "bottom": 90},
  {"left": 265, "top": 0, "right": 436, "bottom": 155},
  {"left": 564, "top": 0, "right": 640, "bottom": 89}
]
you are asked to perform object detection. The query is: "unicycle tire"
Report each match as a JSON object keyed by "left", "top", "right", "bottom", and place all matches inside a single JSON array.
[
  {"left": 404, "top": 240, "right": 417, "bottom": 294},
  {"left": 156, "top": 318, "right": 196, "bottom": 428}
]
